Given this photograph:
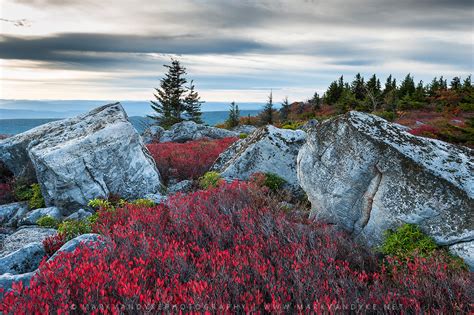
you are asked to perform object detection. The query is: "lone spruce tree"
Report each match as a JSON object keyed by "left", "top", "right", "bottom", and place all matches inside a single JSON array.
[
  {"left": 226, "top": 101, "right": 240, "bottom": 128},
  {"left": 150, "top": 59, "right": 203, "bottom": 128},
  {"left": 261, "top": 91, "right": 274, "bottom": 125}
]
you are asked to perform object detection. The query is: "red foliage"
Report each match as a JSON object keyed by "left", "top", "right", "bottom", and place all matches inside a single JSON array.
[
  {"left": 146, "top": 137, "right": 237, "bottom": 183},
  {"left": 0, "top": 182, "right": 14, "bottom": 205},
  {"left": 1, "top": 182, "right": 471, "bottom": 313},
  {"left": 43, "top": 233, "right": 67, "bottom": 257},
  {"left": 409, "top": 124, "right": 441, "bottom": 138}
]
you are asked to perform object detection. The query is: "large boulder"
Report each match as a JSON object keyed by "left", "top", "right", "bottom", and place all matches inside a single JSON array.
[
  {"left": 0, "top": 243, "right": 45, "bottom": 274},
  {"left": 48, "top": 233, "right": 106, "bottom": 262},
  {"left": 212, "top": 125, "right": 307, "bottom": 192},
  {"left": 0, "top": 271, "right": 35, "bottom": 297},
  {"left": 232, "top": 125, "right": 257, "bottom": 135},
  {"left": 159, "top": 121, "right": 237, "bottom": 143},
  {"left": 142, "top": 125, "right": 165, "bottom": 144},
  {"left": 0, "top": 103, "right": 162, "bottom": 212},
  {"left": 297, "top": 111, "right": 473, "bottom": 268}
]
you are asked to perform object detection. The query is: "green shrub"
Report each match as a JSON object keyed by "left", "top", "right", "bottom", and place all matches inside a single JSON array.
[
  {"left": 88, "top": 198, "right": 113, "bottom": 210},
  {"left": 132, "top": 198, "right": 155, "bottom": 207},
  {"left": 281, "top": 121, "right": 304, "bottom": 130},
  {"left": 58, "top": 219, "right": 93, "bottom": 241},
  {"left": 381, "top": 223, "right": 438, "bottom": 259},
  {"left": 36, "top": 215, "right": 60, "bottom": 228},
  {"left": 199, "top": 171, "right": 222, "bottom": 189},
  {"left": 263, "top": 173, "right": 286, "bottom": 192},
  {"left": 14, "top": 183, "right": 45, "bottom": 209},
  {"left": 374, "top": 111, "right": 396, "bottom": 122},
  {"left": 239, "top": 133, "right": 248, "bottom": 139}
]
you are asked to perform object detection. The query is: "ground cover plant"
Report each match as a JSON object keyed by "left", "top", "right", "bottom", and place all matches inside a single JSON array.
[
  {"left": 146, "top": 137, "right": 237, "bottom": 184},
  {"left": 1, "top": 181, "right": 471, "bottom": 313}
]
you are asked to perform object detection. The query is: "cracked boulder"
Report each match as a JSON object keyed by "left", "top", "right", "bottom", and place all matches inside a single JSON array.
[
  {"left": 212, "top": 125, "right": 307, "bottom": 193},
  {"left": 0, "top": 103, "right": 162, "bottom": 213},
  {"left": 297, "top": 111, "right": 473, "bottom": 268}
]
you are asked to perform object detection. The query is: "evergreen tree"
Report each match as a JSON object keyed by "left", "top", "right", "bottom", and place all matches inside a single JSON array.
[
  {"left": 325, "top": 76, "right": 345, "bottom": 105},
  {"left": 226, "top": 101, "right": 240, "bottom": 128},
  {"left": 150, "top": 59, "right": 203, "bottom": 128},
  {"left": 351, "top": 73, "right": 366, "bottom": 100},
  {"left": 184, "top": 80, "right": 203, "bottom": 124},
  {"left": 279, "top": 97, "right": 291, "bottom": 121},
  {"left": 462, "top": 75, "right": 472, "bottom": 91},
  {"left": 309, "top": 92, "right": 321, "bottom": 110},
  {"left": 413, "top": 80, "right": 426, "bottom": 102},
  {"left": 438, "top": 76, "right": 448, "bottom": 90},
  {"left": 450, "top": 77, "right": 461, "bottom": 91},
  {"left": 398, "top": 73, "right": 416, "bottom": 98},
  {"left": 261, "top": 91, "right": 274, "bottom": 125},
  {"left": 428, "top": 77, "right": 440, "bottom": 96}
]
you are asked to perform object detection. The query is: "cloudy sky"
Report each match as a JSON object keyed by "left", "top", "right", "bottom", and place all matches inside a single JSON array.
[{"left": 0, "top": 0, "right": 473, "bottom": 104}]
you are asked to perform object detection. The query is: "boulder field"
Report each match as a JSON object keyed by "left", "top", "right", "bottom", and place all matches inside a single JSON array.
[{"left": 297, "top": 111, "right": 473, "bottom": 268}]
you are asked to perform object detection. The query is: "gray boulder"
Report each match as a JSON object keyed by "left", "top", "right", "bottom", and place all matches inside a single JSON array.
[
  {"left": 0, "top": 202, "right": 28, "bottom": 226},
  {"left": 1, "top": 227, "right": 56, "bottom": 255},
  {"left": 0, "top": 243, "right": 45, "bottom": 274},
  {"left": 159, "top": 121, "right": 237, "bottom": 143},
  {"left": 297, "top": 111, "right": 473, "bottom": 268},
  {"left": 142, "top": 125, "right": 165, "bottom": 144},
  {"left": 65, "top": 208, "right": 93, "bottom": 221},
  {"left": 0, "top": 103, "right": 162, "bottom": 213},
  {"left": 232, "top": 125, "right": 257, "bottom": 135},
  {"left": 18, "top": 206, "right": 62, "bottom": 226},
  {"left": 48, "top": 233, "right": 105, "bottom": 262},
  {"left": 300, "top": 119, "right": 319, "bottom": 132},
  {"left": 143, "top": 193, "right": 167, "bottom": 204},
  {"left": 167, "top": 180, "right": 193, "bottom": 195},
  {"left": 212, "top": 125, "right": 307, "bottom": 192}
]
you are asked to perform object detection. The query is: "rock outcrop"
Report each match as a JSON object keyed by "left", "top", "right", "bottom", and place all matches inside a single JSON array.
[
  {"left": 0, "top": 103, "right": 162, "bottom": 212},
  {"left": 212, "top": 125, "right": 306, "bottom": 192},
  {"left": 142, "top": 125, "right": 165, "bottom": 144},
  {"left": 159, "top": 121, "right": 238, "bottom": 143},
  {"left": 48, "top": 233, "right": 105, "bottom": 262},
  {"left": 297, "top": 111, "right": 474, "bottom": 268},
  {"left": 0, "top": 202, "right": 28, "bottom": 226},
  {"left": 232, "top": 125, "right": 257, "bottom": 135}
]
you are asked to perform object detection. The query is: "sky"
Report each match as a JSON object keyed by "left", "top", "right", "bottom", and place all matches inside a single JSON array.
[{"left": 0, "top": 0, "right": 473, "bottom": 105}]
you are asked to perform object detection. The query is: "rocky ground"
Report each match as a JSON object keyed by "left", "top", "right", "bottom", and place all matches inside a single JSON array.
[{"left": 0, "top": 102, "right": 472, "bottom": 303}]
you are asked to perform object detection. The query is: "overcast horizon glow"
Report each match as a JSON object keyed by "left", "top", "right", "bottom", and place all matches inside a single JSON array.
[{"left": 0, "top": 0, "right": 473, "bottom": 104}]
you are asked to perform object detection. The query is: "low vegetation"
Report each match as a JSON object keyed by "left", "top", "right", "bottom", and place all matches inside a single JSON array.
[
  {"left": 13, "top": 182, "right": 45, "bottom": 209},
  {"left": 147, "top": 137, "right": 237, "bottom": 184},
  {"left": 1, "top": 183, "right": 471, "bottom": 313}
]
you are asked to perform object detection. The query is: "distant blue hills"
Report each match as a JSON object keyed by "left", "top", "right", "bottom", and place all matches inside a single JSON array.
[{"left": 0, "top": 99, "right": 263, "bottom": 135}]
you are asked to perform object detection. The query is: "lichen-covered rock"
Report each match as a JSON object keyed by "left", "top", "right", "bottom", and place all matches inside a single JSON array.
[
  {"left": 142, "top": 125, "right": 165, "bottom": 144},
  {"left": 0, "top": 103, "right": 162, "bottom": 212},
  {"left": 212, "top": 125, "right": 306, "bottom": 192},
  {"left": 18, "top": 207, "right": 62, "bottom": 226},
  {"left": 1, "top": 227, "right": 56, "bottom": 255},
  {"left": 449, "top": 242, "right": 473, "bottom": 271},
  {"left": 167, "top": 180, "right": 193, "bottom": 195},
  {"left": 0, "top": 243, "right": 45, "bottom": 274},
  {"left": 300, "top": 119, "right": 319, "bottom": 132},
  {"left": 143, "top": 193, "right": 167, "bottom": 204},
  {"left": 232, "top": 125, "right": 257, "bottom": 135},
  {"left": 0, "top": 202, "right": 28, "bottom": 226},
  {"left": 297, "top": 111, "right": 473, "bottom": 267},
  {"left": 159, "top": 121, "right": 237, "bottom": 143}
]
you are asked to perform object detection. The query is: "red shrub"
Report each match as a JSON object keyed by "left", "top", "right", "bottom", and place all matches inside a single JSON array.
[
  {"left": 43, "top": 233, "right": 67, "bottom": 257},
  {"left": 1, "top": 182, "right": 471, "bottom": 313},
  {"left": 409, "top": 124, "right": 440, "bottom": 138},
  {"left": 0, "top": 182, "right": 14, "bottom": 205},
  {"left": 146, "top": 137, "right": 237, "bottom": 183}
]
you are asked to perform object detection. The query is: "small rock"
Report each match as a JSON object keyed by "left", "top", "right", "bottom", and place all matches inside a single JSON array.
[
  {"left": 143, "top": 193, "right": 167, "bottom": 204},
  {"left": 48, "top": 233, "right": 105, "bottom": 262},
  {"left": 167, "top": 180, "right": 193, "bottom": 195},
  {"left": 232, "top": 125, "right": 257, "bottom": 135},
  {"left": 0, "top": 243, "right": 46, "bottom": 274},
  {"left": 65, "top": 209, "right": 93, "bottom": 221},
  {"left": 19, "top": 207, "right": 62, "bottom": 226},
  {"left": 159, "top": 121, "right": 238, "bottom": 143}
]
